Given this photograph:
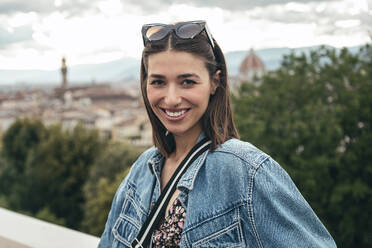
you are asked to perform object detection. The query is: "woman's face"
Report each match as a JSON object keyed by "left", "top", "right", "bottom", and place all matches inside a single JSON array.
[{"left": 146, "top": 50, "right": 217, "bottom": 139}]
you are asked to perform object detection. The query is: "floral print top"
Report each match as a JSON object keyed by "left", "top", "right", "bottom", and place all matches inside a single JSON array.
[{"left": 152, "top": 197, "right": 186, "bottom": 248}]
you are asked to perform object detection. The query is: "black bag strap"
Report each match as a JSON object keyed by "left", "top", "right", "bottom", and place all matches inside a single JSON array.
[{"left": 131, "top": 137, "right": 211, "bottom": 248}]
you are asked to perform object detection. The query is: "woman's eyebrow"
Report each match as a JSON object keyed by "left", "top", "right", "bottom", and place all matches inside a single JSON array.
[
  {"left": 177, "top": 73, "right": 200, "bottom": 79},
  {"left": 149, "top": 73, "right": 200, "bottom": 79},
  {"left": 149, "top": 74, "right": 165, "bottom": 79}
]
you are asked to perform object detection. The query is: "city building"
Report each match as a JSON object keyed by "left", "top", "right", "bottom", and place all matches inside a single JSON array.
[
  {"left": 0, "top": 57, "right": 153, "bottom": 148},
  {"left": 239, "top": 48, "right": 265, "bottom": 86}
]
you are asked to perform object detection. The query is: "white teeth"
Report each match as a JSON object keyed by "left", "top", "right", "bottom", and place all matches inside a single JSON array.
[{"left": 165, "top": 109, "right": 186, "bottom": 117}]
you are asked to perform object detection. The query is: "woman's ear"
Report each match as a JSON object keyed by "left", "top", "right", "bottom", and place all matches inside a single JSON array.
[{"left": 211, "top": 70, "right": 221, "bottom": 95}]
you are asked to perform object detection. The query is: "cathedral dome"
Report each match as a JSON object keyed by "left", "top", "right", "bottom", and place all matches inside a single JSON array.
[
  {"left": 239, "top": 49, "right": 265, "bottom": 73},
  {"left": 239, "top": 49, "right": 265, "bottom": 84}
]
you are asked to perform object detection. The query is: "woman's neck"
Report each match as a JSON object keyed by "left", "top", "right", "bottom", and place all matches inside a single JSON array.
[{"left": 170, "top": 130, "right": 202, "bottom": 163}]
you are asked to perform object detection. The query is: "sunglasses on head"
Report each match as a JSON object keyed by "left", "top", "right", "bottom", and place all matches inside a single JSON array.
[{"left": 141, "top": 20, "right": 215, "bottom": 49}]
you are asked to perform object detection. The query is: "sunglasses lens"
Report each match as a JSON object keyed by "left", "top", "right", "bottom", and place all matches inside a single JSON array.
[
  {"left": 146, "top": 26, "right": 169, "bottom": 41},
  {"left": 177, "top": 23, "right": 203, "bottom": 39}
]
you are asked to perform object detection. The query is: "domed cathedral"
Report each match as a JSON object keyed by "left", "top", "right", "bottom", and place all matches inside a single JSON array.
[{"left": 239, "top": 48, "right": 265, "bottom": 86}]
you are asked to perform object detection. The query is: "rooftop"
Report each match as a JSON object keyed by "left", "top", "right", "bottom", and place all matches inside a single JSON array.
[{"left": 239, "top": 48, "right": 265, "bottom": 73}]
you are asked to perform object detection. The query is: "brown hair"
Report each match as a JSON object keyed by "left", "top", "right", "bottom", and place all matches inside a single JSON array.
[{"left": 140, "top": 23, "right": 239, "bottom": 157}]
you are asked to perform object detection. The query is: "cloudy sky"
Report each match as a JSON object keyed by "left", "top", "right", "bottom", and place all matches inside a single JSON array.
[{"left": 0, "top": 0, "right": 371, "bottom": 70}]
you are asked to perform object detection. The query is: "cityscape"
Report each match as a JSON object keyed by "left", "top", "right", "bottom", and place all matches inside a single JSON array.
[{"left": 0, "top": 49, "right": 265, "bottom": 147}]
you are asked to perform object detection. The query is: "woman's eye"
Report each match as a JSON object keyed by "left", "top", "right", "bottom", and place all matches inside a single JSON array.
[
  {"left": 149, "top": 80, "right": 164, "bottom": 86},
  {"left": 182, "top": 79, "right": 196, "bottom": 86}
]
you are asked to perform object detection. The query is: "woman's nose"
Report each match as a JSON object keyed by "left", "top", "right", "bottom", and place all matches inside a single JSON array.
[{"left": 164, "top": 84, "right": 182, "bottom": 106}]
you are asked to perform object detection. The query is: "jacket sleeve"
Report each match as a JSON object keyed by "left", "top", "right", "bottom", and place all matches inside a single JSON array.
[
  {"left": 251, "top": 158, "right": 337, "bottom": 248},
  {"left": 98, "top": 173, "right": 130, "bottom": 247}
]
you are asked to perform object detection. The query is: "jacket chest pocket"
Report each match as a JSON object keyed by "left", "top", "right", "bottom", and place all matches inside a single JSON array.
[
  {"left": 113, "top": 185, "right": 148, "bottom": 247},
  {"left": 184, "top": 206, "right": 245, "bottom": 248}
]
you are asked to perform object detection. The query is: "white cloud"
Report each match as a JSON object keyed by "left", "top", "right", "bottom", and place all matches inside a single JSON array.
[
  {"left": 0, "top": 42, "right": 58, "bottom": 70},
  {"left": 54, "top": 0, "right": 62, "bottom": 8},
  {"left": 8, "top": 12, "right": 38, "bottom": 28},
  {"left": 335, "top": 19, "right": 361, "bottom": 28},
  {"left": 0, "top": 0, "right": 370, "bottom": 70},
  {"left": 284, "top": 2, "right": 311, "bottom": 12},
  {"left": 98, "top": 0, "right": 123, "bottom": 16}
]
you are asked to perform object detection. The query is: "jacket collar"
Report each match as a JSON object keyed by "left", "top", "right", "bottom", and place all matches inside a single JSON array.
[
  {"left": 146, "top": 150, "right": 163, "bottom": 175},
  {"left": 146, "top": 131, "right": 209, "bottom": 191}
]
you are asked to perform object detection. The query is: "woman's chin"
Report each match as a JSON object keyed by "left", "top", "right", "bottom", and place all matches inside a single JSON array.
[{"left": 165, "top": 125, "right": 202, "bottom": 139}]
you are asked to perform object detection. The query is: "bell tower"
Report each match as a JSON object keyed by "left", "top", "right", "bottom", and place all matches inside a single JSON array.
[{"left": 61, "top": 56, "right": 68, "bottom": 88}]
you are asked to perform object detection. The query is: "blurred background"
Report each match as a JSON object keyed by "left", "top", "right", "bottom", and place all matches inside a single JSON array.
[{"left": 0, "top": 0, "right": 371, "bottom": 247}]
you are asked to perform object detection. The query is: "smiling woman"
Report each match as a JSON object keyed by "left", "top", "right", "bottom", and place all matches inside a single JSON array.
[
  {"left": 146, "top": 50, "right": 217, "bottom": 145},
  {"left": 98, "top": 20, "right": 337, "bottom": 248}
]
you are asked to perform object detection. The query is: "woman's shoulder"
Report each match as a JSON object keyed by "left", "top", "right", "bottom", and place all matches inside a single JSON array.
[
  {"left": 211, "top": 138, "right": 271, "bottom": 170},
  {"left": 126, "top": 146, "right": 161, "bottom": 177},
  {"left": 210, "top": 139, "right": 301, "bottom": 199}
]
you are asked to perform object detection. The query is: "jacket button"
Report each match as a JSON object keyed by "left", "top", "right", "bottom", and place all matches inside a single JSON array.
[{"left": 150, "top": 204, "right": 155, "bottom": 211}]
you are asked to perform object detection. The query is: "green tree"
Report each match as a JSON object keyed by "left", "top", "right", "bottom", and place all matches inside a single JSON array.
[
  {"left": 0, "top": 119, "right": 106, "bottom": 230},
  {"left": 0, "top": 118, "right": 46, "bottom": 199},
  {"left": 82, "top": 142, "right": 141, "bottom": 236},
  {"left": 233, "top": 44, "right": 372, "bottom": 247},
  {"left": 23, "top": 123, "right": 106, "bottom": 229}
]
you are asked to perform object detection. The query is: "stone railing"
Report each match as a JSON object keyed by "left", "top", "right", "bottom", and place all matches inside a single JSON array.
[{"left": 0, "top": 207, "right": 100, "bottom": 248}]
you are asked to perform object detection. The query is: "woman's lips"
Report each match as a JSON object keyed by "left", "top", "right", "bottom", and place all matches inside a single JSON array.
[{"left": 160, "top": 108, "right": 190, "bottom": 121}]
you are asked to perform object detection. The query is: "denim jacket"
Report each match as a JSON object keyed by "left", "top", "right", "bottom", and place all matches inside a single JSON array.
[{"left": 99, "top": 135, "right": 336, "bottom": 248}]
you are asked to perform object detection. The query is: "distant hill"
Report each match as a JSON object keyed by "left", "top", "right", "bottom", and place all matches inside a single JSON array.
[
  {"left": 0, "top": 45, "right": 363, "bottom": 86},
  {"left": 0, "top": 57, "right": 139, "bottom": 86},
  {"left": 225, "top": 45, "right": 363, "bottom": 76}
]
